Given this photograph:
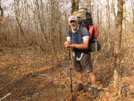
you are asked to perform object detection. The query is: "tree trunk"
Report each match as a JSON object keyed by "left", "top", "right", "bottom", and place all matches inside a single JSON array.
[
  {"left": 122, "top": 0, "right": 126, "bottom": 35},
  {"left": 0, "top": 1, "right": 3, "bottom": 23},
  {"left": 85, "top": 0, "right": 92, "bottom": 12},
  {"left": 132, "top": 8, "right": 134, "bottom": 33},
  {"left": 114, "top": 0, "right": 123, "bottom": 101},
  {"left": 71, "top": 0, "right": 79, "bottom": 13},
  {"left": 106, "top": 0, "right": 110, "bottom": 30},
  {"left": 0, "top": 0, "right": 4, "bottom": 43}
]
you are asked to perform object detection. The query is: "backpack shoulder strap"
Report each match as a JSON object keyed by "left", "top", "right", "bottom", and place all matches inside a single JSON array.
[
  {"left": 79, "top": 25, "right": 84, "bottom": 38},
  {"left": 68, "top": 27, "right": 72, "bottom": 40},
  {"left": 79, "top": 26, "right": 89, "bottom": 40}
]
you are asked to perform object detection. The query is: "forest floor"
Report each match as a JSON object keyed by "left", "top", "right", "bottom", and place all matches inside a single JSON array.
[{"left": 0, "top": 47, "right": 134, "bottom": 101}]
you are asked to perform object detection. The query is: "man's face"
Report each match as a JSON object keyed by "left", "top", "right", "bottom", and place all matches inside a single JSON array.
[{"left": 69, "top": 20, "right": 78, "bottom": 30}]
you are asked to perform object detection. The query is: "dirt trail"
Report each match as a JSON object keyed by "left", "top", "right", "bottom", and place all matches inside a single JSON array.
[{"left": 0, "top": 47, "right": 134, "bottom": 101}]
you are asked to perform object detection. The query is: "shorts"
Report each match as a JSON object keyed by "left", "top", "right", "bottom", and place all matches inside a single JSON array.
[{"left": 73, "top": 53, "right": 93, "bottom": 73}]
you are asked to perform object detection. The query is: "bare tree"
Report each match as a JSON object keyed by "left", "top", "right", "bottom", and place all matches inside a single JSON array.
[
  {"left": 114, "top": 0, "right": 124, "bottom": 100},
  {"left": 85, "top": 0, "right": 92, "bottom": 12},
  {"left": 0, "top": 0, "right": 3, "bottom": 25},
  {"left": 132, "top": 8, "right": 134, "bottom": 32},
  {"left": 0, "top": 0, "right": 4, "bottom": 43},
  {"left": 106, "top": 0, "right": 110, "bottom": 30},
  {"left": 71, "top": 0, "right": 80, "bottom": 13},
  {"left": 13, "top": 0, "right": 29, "bottom": 44}
]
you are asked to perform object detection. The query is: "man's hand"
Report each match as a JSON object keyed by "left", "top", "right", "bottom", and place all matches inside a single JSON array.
[{"left": 64, "top": 41, "right": 71, "bottom": 48}]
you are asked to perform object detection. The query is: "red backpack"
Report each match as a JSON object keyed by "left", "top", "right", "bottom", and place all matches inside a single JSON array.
[
  {"left": 79, "top": 25, "right": 101, "bottom": 52},
  {"left": 88, "top": 25, "right": 99, "bottom": 39}
]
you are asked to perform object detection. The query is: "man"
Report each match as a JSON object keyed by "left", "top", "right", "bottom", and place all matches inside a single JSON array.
[{"left": 64, "top": 15, "right": 98, "bottom": 99}]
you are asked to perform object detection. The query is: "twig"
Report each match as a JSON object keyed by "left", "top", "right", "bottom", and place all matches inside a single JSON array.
[{"left": 0, "top": 93, "right": 11, "bottom": 101}]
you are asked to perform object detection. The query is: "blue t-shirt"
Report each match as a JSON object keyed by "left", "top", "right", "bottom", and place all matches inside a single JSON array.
[
  {"left": 66, "top": 27, "right": 90, "bottom": 58},
  {"left": 66, "top": 27, "right": 89, "bottom": 44}
]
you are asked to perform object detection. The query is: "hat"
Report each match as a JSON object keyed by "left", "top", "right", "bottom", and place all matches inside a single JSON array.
[{"left": 68, "top": 15, "right": 78, "bottom": 22}]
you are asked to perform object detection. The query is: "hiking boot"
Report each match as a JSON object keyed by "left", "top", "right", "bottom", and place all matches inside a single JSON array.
[
  {"left": 76, "top": 83, "right": 84, "bottom": 91},
  {"left": 89, "top": 87, "right": 98, "bottom": 99}
]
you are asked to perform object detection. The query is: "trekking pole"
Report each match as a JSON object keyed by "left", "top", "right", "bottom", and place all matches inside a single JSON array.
[{"left": 68, "top": 48, "right": 74, "bottom": 101}]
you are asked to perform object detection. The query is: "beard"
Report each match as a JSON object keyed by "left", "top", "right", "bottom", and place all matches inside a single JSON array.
[{"left": 70, "top": 26, "right": 77, "bottom": 30}]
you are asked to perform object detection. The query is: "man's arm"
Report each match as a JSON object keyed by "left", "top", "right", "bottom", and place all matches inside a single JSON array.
[{"left": 68, "top": 39, "right": 89, "bottom": 49}]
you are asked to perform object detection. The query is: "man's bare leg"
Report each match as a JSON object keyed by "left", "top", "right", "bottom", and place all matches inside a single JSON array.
[
  {"left": 76, "top": 70, "right": 84, "bottom": 91},
  {"left": 88, "top": 72, "right": 98, "bottom": 99},
  {"left": 89, "top": 72, "right": 96, "bottom": 86}
]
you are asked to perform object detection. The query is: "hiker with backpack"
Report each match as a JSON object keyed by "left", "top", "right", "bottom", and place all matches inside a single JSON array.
[{"left": 64, "top": 14, "right": 98, "bottom": 99}]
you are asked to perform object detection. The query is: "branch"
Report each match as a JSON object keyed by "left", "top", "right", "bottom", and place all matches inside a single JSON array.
[{"left": 0, "top": 93, "right": 11, "bottom": 101}]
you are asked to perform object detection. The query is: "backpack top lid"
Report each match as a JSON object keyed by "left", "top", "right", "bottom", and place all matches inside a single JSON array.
[
  {"left": 72, "top": 8, "right": 87, "bottom": 20},
  {"left": 72, "top": 8, "right": 93, "bottom": 27}
]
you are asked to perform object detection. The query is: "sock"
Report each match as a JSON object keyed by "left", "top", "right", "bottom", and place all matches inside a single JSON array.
[
  {"left": 77, "top": 81, "right": 83, "bottom": 84},
  {"left": 92, "top": 84, "right": 97, "bottom": 88}
]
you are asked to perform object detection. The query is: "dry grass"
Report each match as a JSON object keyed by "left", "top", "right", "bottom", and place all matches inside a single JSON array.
[{"left": 0, "top": 46, "right": 133, "bottom": 101}]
